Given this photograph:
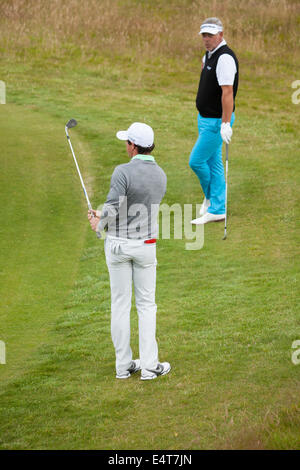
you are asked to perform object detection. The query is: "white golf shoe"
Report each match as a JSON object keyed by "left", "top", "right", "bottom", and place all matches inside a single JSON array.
[
  {"left": 191, "top": 212, "right": 225, "bottom": 225},
  {"left": 141, "top": 362, "right": 171, "bottom": 380},
  {"left": 116, "top": 359, "right": 141, "bottom": 379},
  {"left": 199, "top": 197, "right": 210, "bottom": 216}
]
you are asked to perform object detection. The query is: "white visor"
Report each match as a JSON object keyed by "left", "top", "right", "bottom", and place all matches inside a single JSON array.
[{"left": 199, "top": 23, "right": 223, "bottom": 35}]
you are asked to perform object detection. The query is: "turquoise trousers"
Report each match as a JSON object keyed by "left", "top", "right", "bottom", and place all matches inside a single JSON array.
[{"left": 189, "top": 113, "right": 235, "bottom": 215}]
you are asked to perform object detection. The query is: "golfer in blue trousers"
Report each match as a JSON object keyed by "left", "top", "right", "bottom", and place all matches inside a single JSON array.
[{"left": 190, "top": 17, "right": 239, "bottom": 225}]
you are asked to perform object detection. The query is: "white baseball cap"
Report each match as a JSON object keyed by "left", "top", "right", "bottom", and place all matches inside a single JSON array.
[
  {"left": 199, "top": 22, "right": 223, "bottom": 35},
  {"left": 116, "top": 122, "right": 154, "bottom": 148}
]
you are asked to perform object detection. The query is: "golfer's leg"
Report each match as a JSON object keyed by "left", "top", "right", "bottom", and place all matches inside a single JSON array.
[
  {"left": 105, "top": 246, "right": 133, "bottom": 375},
  {"left": 133, "top": 246, "right": 158, "bottom": 371},
  {"left": 189, "top": 114, "right": 217, "bottom": 200},
  {"left": 207, "top": 114, "right": 234, "bottom": 215},
  {"left": 207, "top": 139, "right": 225, "bottom": 214}
]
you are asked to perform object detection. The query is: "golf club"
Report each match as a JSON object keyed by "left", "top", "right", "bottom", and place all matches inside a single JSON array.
[
  {"left": 223, "top": 143, "right": 229, "bottom": 240},
  {"left": 65, "top": 119, "right": 101, "bottom": 238}
]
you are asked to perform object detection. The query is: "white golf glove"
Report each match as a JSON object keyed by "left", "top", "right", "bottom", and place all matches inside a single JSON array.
[{"left": 221, "top": 122, "right": 233, "bottom": 144}]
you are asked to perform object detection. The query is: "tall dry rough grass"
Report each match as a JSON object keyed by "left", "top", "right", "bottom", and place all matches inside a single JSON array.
[{"left": 0, "top": 0, "right": 299, "bottom": 63}]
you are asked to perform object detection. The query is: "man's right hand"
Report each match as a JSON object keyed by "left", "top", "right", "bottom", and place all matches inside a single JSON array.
[
  {"left": 88, "top": 210, "right": 101, "bottom": 232},
  {"left": 88, "top": 209, "right": 101, "bottom": 219}
]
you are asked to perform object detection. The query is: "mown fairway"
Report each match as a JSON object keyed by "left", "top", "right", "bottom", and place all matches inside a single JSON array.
[{"left": 0, "top": 0, "right": 299, "bottom": 450}]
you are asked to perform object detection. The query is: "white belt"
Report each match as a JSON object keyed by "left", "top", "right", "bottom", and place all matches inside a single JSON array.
[
  {"left": 107, "top": 235, "right": 156, "bottom": 244},
  {"left": 106, "top": 235, "right": 156, "bottom": 254}
]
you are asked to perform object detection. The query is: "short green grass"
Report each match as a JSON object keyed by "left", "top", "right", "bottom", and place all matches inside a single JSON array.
[
  {"left": 0, "top": 104, "right": 92, "bottom": 384},
  {"left": 0, "top": 1, "right": 300, "bottom": 450}
]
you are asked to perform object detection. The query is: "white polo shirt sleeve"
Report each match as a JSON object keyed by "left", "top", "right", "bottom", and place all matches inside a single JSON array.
[{"left": 216, "top": 54, "right": 237, "bottom": 86}]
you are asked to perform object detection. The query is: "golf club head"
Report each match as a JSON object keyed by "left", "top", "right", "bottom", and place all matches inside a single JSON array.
[{"left": 66, "top": 119, "right": 78, "bottom": 129}]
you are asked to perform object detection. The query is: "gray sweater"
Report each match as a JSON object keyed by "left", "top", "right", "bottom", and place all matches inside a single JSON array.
[{"left": 97, "top": 156, "right": 167, "bottom": 239}]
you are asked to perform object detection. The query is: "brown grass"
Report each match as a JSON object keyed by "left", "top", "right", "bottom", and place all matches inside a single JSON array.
[
  {"left": 0, "top": 0, "right": 299, "bottom": 63},
  {"left": 220, "top": 402, "right": 300, "bottom": 450}
]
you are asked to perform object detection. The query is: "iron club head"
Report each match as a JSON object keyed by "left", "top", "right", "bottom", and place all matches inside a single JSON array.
[{"left": 66, "top": 119, "right": 78, "bottom": 129}]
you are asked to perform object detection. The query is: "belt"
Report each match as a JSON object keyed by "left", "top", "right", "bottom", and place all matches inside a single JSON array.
[{"left": 106, "top": 235, "right": 157, "bottom": 245}]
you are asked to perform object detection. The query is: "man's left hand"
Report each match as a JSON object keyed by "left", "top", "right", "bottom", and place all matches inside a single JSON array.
[
  {"left": 88, "top": 210, "right": 100, "bottom": 232},
  {"left": 221, "top": 122, "right": 233, "bottom": 144}
]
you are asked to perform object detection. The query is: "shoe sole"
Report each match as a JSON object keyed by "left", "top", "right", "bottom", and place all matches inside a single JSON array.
[{"left": 191, "top": 217, "right": 225, "bottom": 225}]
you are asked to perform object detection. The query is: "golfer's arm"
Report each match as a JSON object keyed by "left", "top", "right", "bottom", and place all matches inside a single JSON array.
[
  {"left": 221, "top": 85, "right": 234, "bottom": 123},
  {"left": 97, "top": 168, "right": 128, "bottom": 232}
]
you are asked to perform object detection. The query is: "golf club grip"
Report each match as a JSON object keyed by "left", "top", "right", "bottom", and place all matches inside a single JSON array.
[{"left": 88, "top": 209, "right": 102, "bottom": 239}]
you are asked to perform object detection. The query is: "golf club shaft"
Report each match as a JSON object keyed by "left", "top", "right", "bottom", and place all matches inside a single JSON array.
[
  {"left": 65, "top": 125, "right": 102, "bottom": 239},
  {"left": 66, "top": 128, "right": 93, "bottom": 210},
  {"left": 223, "top": 143, "right": 229, "bottom": 239}
]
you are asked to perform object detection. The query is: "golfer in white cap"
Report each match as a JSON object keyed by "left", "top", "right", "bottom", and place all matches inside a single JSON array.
[
  {"left": 88, "top": 122, "right": 171, "bottom": 380},
  {"left": 189, "top": 17, "right": 239, "bottom": 224}
]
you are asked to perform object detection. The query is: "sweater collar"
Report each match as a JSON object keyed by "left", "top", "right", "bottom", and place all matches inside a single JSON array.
[{"left": 131, "top": 154, "right": 155, "bottom": 162}]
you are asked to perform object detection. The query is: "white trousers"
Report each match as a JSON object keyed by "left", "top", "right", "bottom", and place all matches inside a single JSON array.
[{"left": 105, "top": 236, "right": 158, "bottom": 375}]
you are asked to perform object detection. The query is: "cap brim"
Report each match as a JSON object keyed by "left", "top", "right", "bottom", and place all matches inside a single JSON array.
[
  {"left": 199, "top": 26, "right": 221, "bottom": 35},
  {"left": 116, "top": 130, "right": 128, "bottom": 141}
]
